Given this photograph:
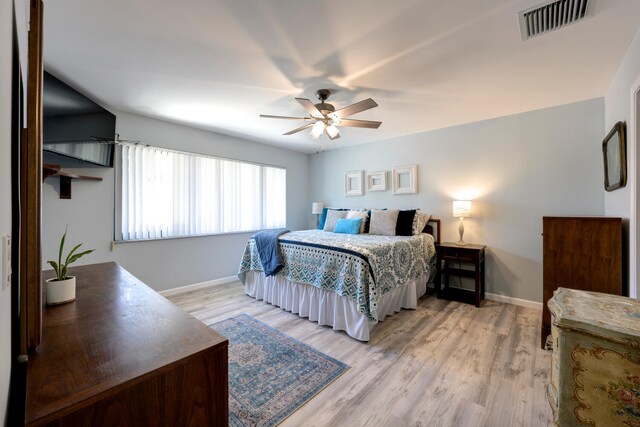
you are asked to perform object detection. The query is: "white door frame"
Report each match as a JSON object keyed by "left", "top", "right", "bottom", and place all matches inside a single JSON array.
[{"left": 630, "top": 75, "right": 640, "bottom": 299}]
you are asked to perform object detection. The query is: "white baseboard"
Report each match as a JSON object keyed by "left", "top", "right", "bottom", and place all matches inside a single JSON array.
[
  {"left": 485, "top": 292, "right": 542, "bottom": 310},
  {"left": 161, "top": 277, "right": 542, "bottom": 310},
  {"left": 160, "top": 275, "right": 238, "bottom": 297}
]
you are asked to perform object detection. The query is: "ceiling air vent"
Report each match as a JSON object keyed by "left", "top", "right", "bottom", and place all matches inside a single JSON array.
[{"left": 519, "top": 0, "right": 591, "bottom": 40}]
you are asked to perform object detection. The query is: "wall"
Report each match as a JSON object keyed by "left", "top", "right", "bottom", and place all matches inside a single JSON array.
[
  {"left": 1, "top": 0, "right": 17, "bottom": 422},
  {"left": 310, "top": 99, "right": 605, "bottom": 304},
  {"left": 42, "top": 111, "right": 310, "bottom": 292},
  {"left": 604, "top": 26, "right": 640, "bottom": 297}
]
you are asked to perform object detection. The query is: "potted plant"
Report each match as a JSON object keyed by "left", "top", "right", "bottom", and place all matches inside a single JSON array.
[{"left": 46, "top": 227, "right": 95, "bottom": 305}]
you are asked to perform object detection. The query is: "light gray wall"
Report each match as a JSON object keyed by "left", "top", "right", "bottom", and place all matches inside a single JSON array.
[
  {"left": 42, "top": 111, "right": 310, "bottom": 292},
  {"left": 604, "top": 26, "right": 640, "bottom": 296},
  {"left": 310, "top": 99, "right": 605, "bottom": 303},
  {"left": 0, "top": 5, "right": 10, "bottom": 425},
  {"left": 0, "top": 0, "right": 17, "bottom": 422}
]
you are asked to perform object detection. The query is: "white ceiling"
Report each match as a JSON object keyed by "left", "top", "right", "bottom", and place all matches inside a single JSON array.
[{"left": 43, "top": 0, "right": 640, "bottom": 153}]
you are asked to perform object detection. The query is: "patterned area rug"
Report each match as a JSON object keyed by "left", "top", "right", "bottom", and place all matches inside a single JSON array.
[{"left": 213, "top": 314, "right": 349, "bottom": 427}]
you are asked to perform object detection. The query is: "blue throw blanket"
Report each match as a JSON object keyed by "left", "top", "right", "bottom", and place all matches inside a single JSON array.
[{"left": 253, "top": 229, "right": 289, "bottom": 277}]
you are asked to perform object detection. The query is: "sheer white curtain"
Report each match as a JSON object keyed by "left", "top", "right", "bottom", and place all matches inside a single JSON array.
[{"left": 121, "top": 145, "right": 286, "bottom": 240}]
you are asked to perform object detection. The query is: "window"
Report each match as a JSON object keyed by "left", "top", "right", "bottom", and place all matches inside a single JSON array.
[{"left": 120, "top": 145, "right": 286, "bottom": 240}]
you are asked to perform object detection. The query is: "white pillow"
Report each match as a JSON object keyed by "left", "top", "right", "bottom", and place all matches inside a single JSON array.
[
  {"left": 369, "top": 209, "right": 399, "bottom": 236},
  {"left": 346, "top": 210, "right": 368, "bottom": 234},
  {"left": 412, "top": 211, "right": 432, "bottom": 235},
  {"left": 323, "top": 210, "right": 348, "bottom": 232}
]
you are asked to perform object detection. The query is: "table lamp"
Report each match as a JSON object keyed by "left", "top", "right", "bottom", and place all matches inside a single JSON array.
[
  {"left": 452, "top": 200, "right": 472, "bottom": 245},
  {"left": 312, "top": 202, "right": 324, "bottom": 227}
]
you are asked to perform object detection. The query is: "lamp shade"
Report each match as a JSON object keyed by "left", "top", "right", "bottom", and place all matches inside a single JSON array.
[
  {"left": 452, "top": 200, "right": 472, "bottom": 218},
  {"left": 312, "top": 202, "right": 324, "bottom": 214}
]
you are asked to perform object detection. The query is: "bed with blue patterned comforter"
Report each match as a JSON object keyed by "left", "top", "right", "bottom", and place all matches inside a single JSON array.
[{"left": 238, "top": 230, "right": 437, "bottom": 323}]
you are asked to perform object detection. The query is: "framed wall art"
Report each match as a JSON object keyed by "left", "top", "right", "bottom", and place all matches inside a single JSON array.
[
  {"left": 345, "top": 170, "right": 364, "bottom": 196},
  {"left": 367, "top": 171, "right": 387, "bottom": 192},
  {"left": 392, "top": 165, "right": 418, "bottom": 195},
  {"left": 602, "top": 121, "right": 626, "bottom": 192}
]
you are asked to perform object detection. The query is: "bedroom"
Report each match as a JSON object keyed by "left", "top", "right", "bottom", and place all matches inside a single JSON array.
[{"left": 2, "top": 0, "right": 640, "bottom": 426}]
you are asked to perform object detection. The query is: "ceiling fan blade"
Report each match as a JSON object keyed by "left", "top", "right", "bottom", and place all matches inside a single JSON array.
[
  {"left": 260, "top": 114, "right": 309, "bottom": 120},
  {"left": 329, "top": 98, "right": 378, "bottom": 119},
  {"left": 283, "top": 122, "right": 315, "bottom": 135},
  {"left": 335, "top": 118, "right": 382, "bottom": 129},
  {"left": 325, "top": 127, "right": 340, "bottom": 140},
  {"left": 295, "top": 98, "right": 324, "bottom": 119}
]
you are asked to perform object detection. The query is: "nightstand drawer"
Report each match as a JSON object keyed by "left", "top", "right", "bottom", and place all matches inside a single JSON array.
[{"left": 441, "top": 252, "right": 475, "bottom": 262}]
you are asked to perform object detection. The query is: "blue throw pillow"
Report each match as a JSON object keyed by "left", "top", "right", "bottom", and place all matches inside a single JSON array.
[
  {"left": 317, "top": 207, "right": 329, "bottom": 230},
  {"left": 334, "top": 218, "right": 363, "bottom": 235}
]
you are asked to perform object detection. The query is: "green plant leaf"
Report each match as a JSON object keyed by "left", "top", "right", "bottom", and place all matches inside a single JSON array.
[
  {"left": 66, "top": 249, "right": 95, "bottom": 265},
  {"left": 64, "top": 243, "right": 83, "bottom": 266},
  {"left": 58, "top": 226, "right": 68, "bottom": 271},
  {"left": 47, "top": 260, "right": 61, "bottom": 281}
]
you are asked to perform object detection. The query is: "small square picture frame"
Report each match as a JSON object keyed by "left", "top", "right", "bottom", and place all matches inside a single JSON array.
[
  {"left": 367, "top": 171, "right": 387, "bottom": 192},
  {"left": 345, "top": 170, "right": 364, "bottom": 196},
  {"left": 392, "top": 164, "right": 418, "bottom": 195}
]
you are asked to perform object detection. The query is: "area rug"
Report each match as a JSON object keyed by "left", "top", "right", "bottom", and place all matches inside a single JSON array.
[{"left": 213, "top": 314, "right": 349, "bottom": 427}]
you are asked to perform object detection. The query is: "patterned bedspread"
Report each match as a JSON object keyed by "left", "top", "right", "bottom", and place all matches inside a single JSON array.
[{"left": 238, "top": 230, "right": 437, "bottom": 323}]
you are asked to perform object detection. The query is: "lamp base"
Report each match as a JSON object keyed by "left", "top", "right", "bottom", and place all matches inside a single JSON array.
[{"left": 457, "top": 217, "right": 468, "bottom": 246}]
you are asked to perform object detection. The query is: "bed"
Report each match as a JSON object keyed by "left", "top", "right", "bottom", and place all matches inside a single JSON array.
[{"left": 237, "top": 219, "right": 440, "bottom": 341}]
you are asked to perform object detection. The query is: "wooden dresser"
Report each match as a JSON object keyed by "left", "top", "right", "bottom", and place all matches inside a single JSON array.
[
  {"left": 26, "top": 262, "right": 229, "bottom": 426},
  {"left": 541, "top": 216, "right": 623, "bottom": 348},
  {"left": 547, "top": 288, "right": 640, "bottom": 427}
]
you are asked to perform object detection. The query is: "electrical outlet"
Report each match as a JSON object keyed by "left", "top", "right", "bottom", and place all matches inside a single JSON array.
[{"left": 2, "top": 235, "right": 10, "bottom": 291}]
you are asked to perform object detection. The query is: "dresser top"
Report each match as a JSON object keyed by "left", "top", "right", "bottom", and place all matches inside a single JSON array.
[
  {"left": 548, "top": 287, "right": 640, "bottom": 342},
  {"left": 26, "top": 262, "right": 228, "bottom": 425}
]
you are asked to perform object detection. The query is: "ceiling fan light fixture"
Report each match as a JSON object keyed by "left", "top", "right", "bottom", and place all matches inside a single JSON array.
[
  {"left": 261, "top": 89, "right": 381, "bottom": 141},
  {"left": 326, "top": 124, "right": 340, "bottom": 138},
  {"left": 311, "top": 121, "right": 325, "bottom": 138}
]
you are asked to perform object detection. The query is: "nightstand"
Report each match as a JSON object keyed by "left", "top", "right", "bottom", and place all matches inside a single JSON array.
[{"left": 436, "top": 242, "right": 486, "bottom": 307}]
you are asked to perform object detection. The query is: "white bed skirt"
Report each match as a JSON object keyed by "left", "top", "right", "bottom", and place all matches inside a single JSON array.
[{"left": 244, "top": 271, "right": 428, "bottom": 341}]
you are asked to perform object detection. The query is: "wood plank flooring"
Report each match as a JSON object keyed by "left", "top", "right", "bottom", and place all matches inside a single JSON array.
[{"left": 168, "top": 282, "right": 552, "bottom": 427}]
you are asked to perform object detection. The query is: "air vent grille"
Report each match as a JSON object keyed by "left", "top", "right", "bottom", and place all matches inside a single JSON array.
[{"left": 519, "top": 0, "right": 591, "bottom": 40}]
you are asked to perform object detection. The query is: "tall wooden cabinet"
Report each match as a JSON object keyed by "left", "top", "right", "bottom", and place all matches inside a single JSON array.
[{"left": 541, "top": 217, "right": 623, "bottom": 348}]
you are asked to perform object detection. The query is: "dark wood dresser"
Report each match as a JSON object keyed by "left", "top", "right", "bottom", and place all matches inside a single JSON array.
[
  {"left": 541, "top": 217, "right": 623, "bottom": 348},
  {"left": 26, "top": 262, "right": 228, "bottom": 426}
]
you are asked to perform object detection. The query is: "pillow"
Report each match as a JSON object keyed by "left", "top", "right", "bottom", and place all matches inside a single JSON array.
[
  {"left": 369, "top": 209, "right": 399, "bottom": 236},
  {"left": 412, "top": 211, "right": 432, "bottom": 235},
  {"left": 346, "top": 210, "right": 369, "bottom": 234},
  {"left": 323, "top": 209, "right": 348, "bottom": 232},
  {"left": 317, "top": 207, "right": 329, "bottom": 230},
  {"left": 334, "top": 218, "right": 363, "bottom": 235},
  {"left": 396, "top": 209, "right": 416, "bottom": 236},
  {"left": 363, "top": 210, "right": 372, "bottom": 233}
]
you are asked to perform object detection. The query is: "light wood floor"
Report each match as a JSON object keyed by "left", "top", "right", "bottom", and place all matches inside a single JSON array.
[{"left": 168, "top": 282, "right": 552, "bottom": 427}]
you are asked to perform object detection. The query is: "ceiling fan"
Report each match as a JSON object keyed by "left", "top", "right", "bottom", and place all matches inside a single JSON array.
[{"left": 260, "top": 89, "right": 381, "bottom": 140}]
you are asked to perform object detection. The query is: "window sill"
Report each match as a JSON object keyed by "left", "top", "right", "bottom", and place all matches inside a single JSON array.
[{"left": 114, "top": 229, "right": 265, "bottom": 244}]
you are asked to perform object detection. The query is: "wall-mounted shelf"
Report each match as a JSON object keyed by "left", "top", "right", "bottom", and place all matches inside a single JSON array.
[{"left": 43, "top": 163, "right": 102, "bottom": 199}]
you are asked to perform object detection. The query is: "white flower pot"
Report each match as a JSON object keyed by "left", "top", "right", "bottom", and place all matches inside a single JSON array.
[{"left": 46, "top": 276, "right": 76, "bottom": 305}]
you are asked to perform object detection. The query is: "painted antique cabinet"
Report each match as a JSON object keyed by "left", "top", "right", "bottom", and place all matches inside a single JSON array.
[{"left": 547, "top": 288, "right": 640, "bottom": 427}]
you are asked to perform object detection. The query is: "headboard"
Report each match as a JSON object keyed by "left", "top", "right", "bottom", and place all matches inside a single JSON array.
[{"left": 425, "top": 218, "right": 441, "bottom": 245}]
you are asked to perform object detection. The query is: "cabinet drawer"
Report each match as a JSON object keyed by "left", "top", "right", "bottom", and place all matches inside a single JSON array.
[{"left": 441, "top": 252, "right": 475, "bottom": 262}]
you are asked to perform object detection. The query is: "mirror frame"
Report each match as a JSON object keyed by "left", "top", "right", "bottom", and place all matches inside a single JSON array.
[{"left": 602, "top": 121, "right": 627, "bottom": 192}]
